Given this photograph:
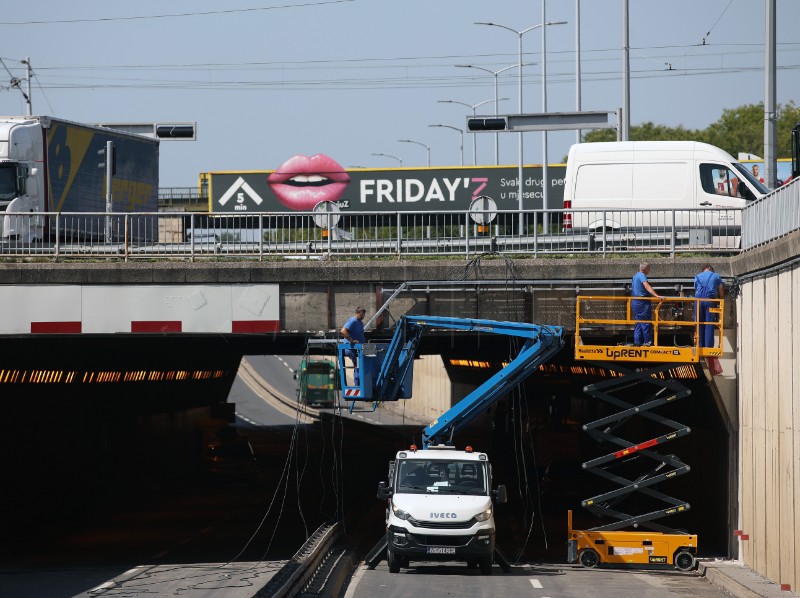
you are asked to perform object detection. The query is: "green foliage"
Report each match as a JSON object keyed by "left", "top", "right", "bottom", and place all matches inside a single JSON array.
[{"left": 576, "top": 102, "right": 800, "bottom": 158}]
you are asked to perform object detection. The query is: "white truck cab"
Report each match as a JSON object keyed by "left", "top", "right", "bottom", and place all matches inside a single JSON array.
[{"left": 377, "top": 444, "right": 507, "bottom": 575}]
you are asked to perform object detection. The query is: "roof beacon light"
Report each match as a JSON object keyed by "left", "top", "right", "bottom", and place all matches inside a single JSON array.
[
  {"left": 465, "top": 446, "right": 473, "bottom": 453},
  {"left": 409, "top": 444, "right": 418, "bottom": 452}
]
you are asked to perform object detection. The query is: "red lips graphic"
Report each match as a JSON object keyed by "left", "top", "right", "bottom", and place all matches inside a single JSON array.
[{"left": 267, "top": 154, "right": 351, "bottom": 211}]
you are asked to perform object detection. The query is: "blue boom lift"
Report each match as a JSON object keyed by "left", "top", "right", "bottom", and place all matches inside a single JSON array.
[{"left": 337, "top": 315, "right": 565, "bottom": 447}]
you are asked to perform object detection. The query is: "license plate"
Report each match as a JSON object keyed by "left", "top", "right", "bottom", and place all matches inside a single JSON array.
[{"left": 427, "top": 547, "right": 456, "bottom": 555}]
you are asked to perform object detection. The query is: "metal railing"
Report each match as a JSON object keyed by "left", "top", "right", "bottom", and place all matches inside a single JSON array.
[
  {"left": 157, "top": 186, "right": 207, "bottom": 208},
  {"left": 742, "top": 178, "right": 800, "bottom": 250},
  {"left": 0, "top": 208, "right": 747, "bottom": 261}
]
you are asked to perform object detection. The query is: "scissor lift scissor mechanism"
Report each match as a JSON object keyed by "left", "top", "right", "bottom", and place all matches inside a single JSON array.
[{"left": 568, "top": 295, "right": 724, "bottom": 570}]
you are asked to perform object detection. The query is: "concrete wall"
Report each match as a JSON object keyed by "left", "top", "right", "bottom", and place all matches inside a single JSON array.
[
  {"left": 401, "top": 355, "right": 453, "bottom": 423},
  {"left": 733, "top": 232, "right": 800, "bottom": 592}
]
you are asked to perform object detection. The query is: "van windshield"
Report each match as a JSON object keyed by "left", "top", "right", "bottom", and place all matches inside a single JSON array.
[
  {"left": 0, "top": 163, "right": 17, "bottom": 201},
  {"left": 396, "top": 459, "right": 487, "bottom": 495},
  {"left": 732, "top": 163, "right": 770, "bottom": 196}
]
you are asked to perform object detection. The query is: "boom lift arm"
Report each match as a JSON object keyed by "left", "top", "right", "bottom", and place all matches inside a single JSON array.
[{"left": 338, "top": 315, "right": 564, "bottom": 448}]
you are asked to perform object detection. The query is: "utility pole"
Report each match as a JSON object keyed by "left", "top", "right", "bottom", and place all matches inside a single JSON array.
[
  {"left": 764, "top": 0, "right": 777, "bottom": 187},
  {"left": 622, "top": 0, "right": 630, "bottom": 141}
]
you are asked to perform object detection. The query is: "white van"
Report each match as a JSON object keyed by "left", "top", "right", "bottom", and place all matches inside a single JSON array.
[{"left": 562, "top": 141, "right": 770, "bottom": 246}]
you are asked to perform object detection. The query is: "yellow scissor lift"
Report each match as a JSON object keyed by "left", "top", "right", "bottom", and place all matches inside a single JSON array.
[{"left": 568, "top": 295, "right": 723, "bottom": 571}]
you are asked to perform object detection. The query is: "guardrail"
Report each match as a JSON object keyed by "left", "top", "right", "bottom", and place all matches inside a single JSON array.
[
  {"left": 742, "top": 177, "right": 800, "bottom": 250},
  {"left": 157, "top": 186, "right": 207, "bottom": 207},
  {"left": 0, "top": 208, "right": 745, "bottom": 261}
]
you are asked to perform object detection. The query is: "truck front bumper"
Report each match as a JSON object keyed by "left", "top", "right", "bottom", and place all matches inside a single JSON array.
[{"left": 387, "top": 526, "right": 495, "bottom": 560}]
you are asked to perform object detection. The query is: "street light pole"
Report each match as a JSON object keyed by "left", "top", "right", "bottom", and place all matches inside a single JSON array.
[
  {"left": 371, "top": 152, "right": 403, "bottom": 167},
  {"left": 398, "top": 139, "right": 431, "bottom": 167},
  {"left": 476, "top": 20, "right": 565, "bottom": 234},
  {"left": 456, "top": 63, "right": 524, "bottom": 165},
  {"left": 429, "top": 124, "right": 464, "bottom": 166},
  {"left": 438, "top": 98, "right": 506, "bottom": 165}
]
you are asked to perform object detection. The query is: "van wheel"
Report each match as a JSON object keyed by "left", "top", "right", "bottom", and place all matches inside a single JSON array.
[
  {"left": 467, "top": 559, "right": 478, "bottom": 569},
  {"left": 479, "top": 555, "right": 493, "bottom": 575},
  {"left": 387, "top": 549, "right": 400, "bottom": 573}
]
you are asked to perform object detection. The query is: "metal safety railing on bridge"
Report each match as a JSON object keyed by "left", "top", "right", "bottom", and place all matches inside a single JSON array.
[{"left": 0, "top": 208, "right": 747, "bottom": 261}]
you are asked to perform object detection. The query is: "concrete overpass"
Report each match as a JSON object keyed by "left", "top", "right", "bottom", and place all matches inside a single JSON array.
[{"left": 0, "top": 239, "right": 797, "bottom": 590}]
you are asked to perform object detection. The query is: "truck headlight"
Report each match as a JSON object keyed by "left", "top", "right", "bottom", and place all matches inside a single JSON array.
[
  {"left": 392, "top": 503, "right": 411, "bottom": 520},
  {"left": 474, "top": 507, "right": 492, "bottom": 522}
]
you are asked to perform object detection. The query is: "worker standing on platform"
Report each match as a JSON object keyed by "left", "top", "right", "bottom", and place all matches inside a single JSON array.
[
  {"left": 341, "top": 306, "right": 367, "bottom": 384},
  {"left": 631, "top": 262, "right": 662, "bottom": 346},
  {"left": 694, "top": 265, "right": 724, "bottom": 348}
]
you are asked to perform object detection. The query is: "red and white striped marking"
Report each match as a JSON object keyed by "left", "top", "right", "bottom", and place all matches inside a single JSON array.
[
  {"left": 0, "top": 284, "right": 280, "bottom": 334},
  {"left": 343, "top": 388, "right": 361, "bottom": 397}
]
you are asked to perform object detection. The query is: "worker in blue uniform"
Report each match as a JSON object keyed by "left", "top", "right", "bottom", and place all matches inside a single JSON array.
[
  {"left": 694, "top": 265, "right": 724, "bottom": 348},
  {"left": 631, "top": 262, "right": 662, "bottom": 346},
  {"left": 341, "top": 306, "right": 367, "bottom": 384}
]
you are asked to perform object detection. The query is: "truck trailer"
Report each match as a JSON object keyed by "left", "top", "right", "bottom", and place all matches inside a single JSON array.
[{"left": 0, "top": 115, "right": 159, "bottom": 241}]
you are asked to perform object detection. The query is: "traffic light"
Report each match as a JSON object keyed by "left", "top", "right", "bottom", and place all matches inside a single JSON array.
[
  {"left": 97, "top": 143, "right": 116, "bottom": 175},
  {"left": 467, "top": 117, "right": 507, "bottom": 131},
  {"left": 155, "top": 123, "right": 196, "bottom": 139}
]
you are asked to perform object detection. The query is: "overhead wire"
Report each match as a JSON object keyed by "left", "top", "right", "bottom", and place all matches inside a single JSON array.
[{"left": 0, "top": 1, "right": 355, "bottom": 26}]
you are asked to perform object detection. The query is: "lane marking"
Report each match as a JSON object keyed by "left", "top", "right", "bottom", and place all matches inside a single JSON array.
[
  {"left": 89, "top": 581, "right": 116, "bottom": 592},
  {"left": 530, "top": 578, "right": 543, "bottom": 588}
]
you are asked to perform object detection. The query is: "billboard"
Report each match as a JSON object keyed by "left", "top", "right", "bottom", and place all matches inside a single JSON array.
[{"left": 201, "top": 154, "right": 566, "bottom": 214}]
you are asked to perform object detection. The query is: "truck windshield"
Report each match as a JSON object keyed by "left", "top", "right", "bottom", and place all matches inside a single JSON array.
[
  {"left": 0, "top": 163, "right": 17, "bottom": 201},
  {"left": 396, "top": 459, "right": 487, "bottom": 495}
]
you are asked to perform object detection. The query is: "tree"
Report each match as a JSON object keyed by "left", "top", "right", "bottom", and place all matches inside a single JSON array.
[{"left": 578, "top": 102, "right": 800, "bottom": 158}]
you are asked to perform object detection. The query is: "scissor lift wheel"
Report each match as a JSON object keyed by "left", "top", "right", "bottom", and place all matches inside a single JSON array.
[
  {"left": 579, "top": 548, "right": 600, "bottom": 568},
  {"left": 674, "top": 550, "right": 696, "bottom": 572}
]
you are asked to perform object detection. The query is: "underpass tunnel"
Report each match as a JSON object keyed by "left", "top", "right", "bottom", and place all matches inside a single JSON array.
[{"left": 1, "top": 331, "right": 731, "bottom": 565}]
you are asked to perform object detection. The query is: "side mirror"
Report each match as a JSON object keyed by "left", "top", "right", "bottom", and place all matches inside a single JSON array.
[
  {"left": 493, "top": 484, "right": 508, "bottom": 505},
  {"left": 377, "top": 481, "right": 393, "bottom": 500}
]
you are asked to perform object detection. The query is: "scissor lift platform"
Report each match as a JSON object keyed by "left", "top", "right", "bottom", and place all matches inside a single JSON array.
[{"left": 575, "top": 295, "right": 723, "bottom": 363}]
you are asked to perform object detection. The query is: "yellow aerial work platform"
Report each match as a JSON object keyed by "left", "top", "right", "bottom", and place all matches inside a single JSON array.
[
  {"left": 567, "top": 295, "right": 721, "bottom": 570},
  {"left": 574, "top": 295, "right": 724, "bottom": 363}
]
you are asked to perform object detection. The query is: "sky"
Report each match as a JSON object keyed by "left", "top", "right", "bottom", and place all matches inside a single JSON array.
[{"left": 1, "top": 0, "right": 799, "bottom": 187}]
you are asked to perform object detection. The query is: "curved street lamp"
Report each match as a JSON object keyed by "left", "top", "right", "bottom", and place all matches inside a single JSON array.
[
  {"left": 371, "top": 152, "right": 403, "bottom": 167},
  {"left": 475, "top": 18, "right": 567, "bottom": 233},
  {"left": 437, "top": 98, "right": 507, "bottom": 166},
  {"left": 457, "top": 63, "right": 533, "bottom": 165},
  {"left": 428, "top": 124, "right": 464, "bottom": 167},
  {"left": 398, "top": 139, "right": 431, "bottom": 167}
]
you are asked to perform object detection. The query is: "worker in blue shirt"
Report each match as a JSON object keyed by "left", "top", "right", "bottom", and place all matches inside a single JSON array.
[
  {"left": 694, "top": 265, "right": 724, "bottom": 348},
  {"left": 631, "top": 262, "right": 662, "bottom": 346},
  {"left": 341, "top": 306, "right": 367, "bottom": 384}
]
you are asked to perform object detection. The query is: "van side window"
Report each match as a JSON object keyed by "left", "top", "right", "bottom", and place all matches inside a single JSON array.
[{"left": 700, "top": 164, "right": 738, "bottom": 197}]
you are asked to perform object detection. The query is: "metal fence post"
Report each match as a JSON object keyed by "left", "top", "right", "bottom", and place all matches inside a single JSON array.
[
  {"left": 259, "top": 214, "right": 264, "bottom": 261},
  {"left": 670, "top": 210, "right": 676, "bottom": 258},
  {"left": 465, "top": 211, "right": 470, "bottom": 259},
  {"left": 396, "top": 212, "right": 402, "bottom": 256}
]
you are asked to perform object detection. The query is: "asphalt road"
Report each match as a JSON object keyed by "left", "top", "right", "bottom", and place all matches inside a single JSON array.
[{"left": 345, "top": 561, "right": 737, "bottom": 598}]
